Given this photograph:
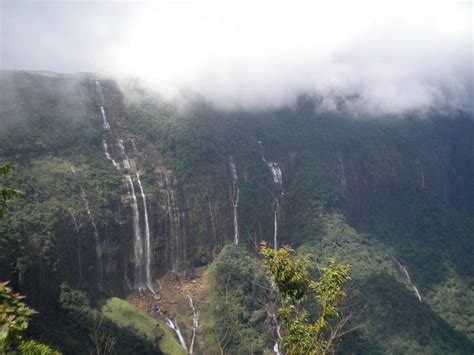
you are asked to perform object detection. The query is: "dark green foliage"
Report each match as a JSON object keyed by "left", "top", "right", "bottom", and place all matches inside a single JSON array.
[
  {"left": 0, "top": 281, "right": 59, "bottom": 354},
  {"left": 202, "top": 244, "right": 275, "bottom": 353},
  {"left": 1, "top": 72, "right": 474, "bottom": 353}
]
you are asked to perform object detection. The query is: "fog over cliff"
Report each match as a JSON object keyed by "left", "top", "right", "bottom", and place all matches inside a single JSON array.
[{"left": 1, "top": 0, "right": 472, "bottom": 113}]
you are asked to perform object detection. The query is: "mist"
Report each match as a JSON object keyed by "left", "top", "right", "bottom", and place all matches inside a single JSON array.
[{"left": 1, "top": 0, "right": 472, "bottom": 114}]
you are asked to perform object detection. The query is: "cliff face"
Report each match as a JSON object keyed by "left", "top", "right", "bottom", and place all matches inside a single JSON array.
[{"left": 1, "top": 71, "right": 473, "bottom": 352}]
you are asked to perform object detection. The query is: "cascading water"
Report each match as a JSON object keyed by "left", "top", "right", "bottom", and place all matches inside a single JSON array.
[
  {"left": 166, "top": 318, "right": 188, "bottom": 350},
  {"left": 95, "top": 80, "right": 154, "bottom": 292},
  {"left": 229, "top": 156, "right": 239, "bottom": 245},
  {"left": 258, "top": 141, "right": 283, "bottom": 186},
  {"left": 95, "top": 81, "right": 111, "bottom": 130},
  {"left": 127, "top": 175, "right": 146, "bottom": 290},
  {"left": 394, "top": 258, "right": 422, "bottom": 302},
  {"left": 163, "top": 170, "right": 185, "bottom": 272},
  {"left": 188, "top": 296, "right": 199, "bottom": 354},
  {"left": 103, "top": 139, "right": 120, "bottom": 170},
  {"left": 258, "top": 142, "right": 284, "bottom": 249},
  {"left": 71, "top": 166, "right": 103, "bottom": 289},
  {"left": 136, "top": 173, "right": 154, "bottom": 293}
]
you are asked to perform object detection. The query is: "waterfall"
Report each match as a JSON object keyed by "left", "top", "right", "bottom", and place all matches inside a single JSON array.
[
  {"left": 273, "top": 200, "right": 279, "bottom": 250},
  {"left": 70, "top": 213, "right": 83, "bottom": 283},
  {"left": 127, "top": 175, "right": 144, "bottom": 290},
  {"left": 394, "top": 258, "right": 422, "bottom": 302},
  {"left": 166, "top": 318, "right": 188, "bottom": 351},
  {"left": 71, "top": 166, "right": 103, "bottom": 289},
  {"left": 229, "top": 156, "right": 239, "bottom": 245},
  {"left": 103, "top": 139, "right": 120, "bottom": 170},
  {"left": 164, "top": 171, "right": 185, "bottom": 272},
  {"left": 258, "top": 141, "right": 283, "bottom": 186},
  {"left": 136, "top": 173, "right": 154, "bottom": 293},
  {"left": 95, "top": 81, "right": 110, "bottom": 130},
  {"left": 118, "top": 139, "right": 137, "bottom": 171},
  {"left": 129, "top": 138, "right": 138, "bottom": 152},
  {"left": 259, "top": 142, "right": 283, "bottom": 249},
  {"left": 100, "top": 106, "right": 111, "bottom": 130},
  {"left": 208, "top": 199, "right": 217, "bottom": 242},
  {"left": 336, "top": 154, "right": 347, "bottom": 188},
  {"left": 117, "top": 138, "right": 126, "bottom": 155},
  {"left": 93, "top": 79, "right": 154, "bottom": 292},
  {"left": 188, "top": 296, "right": 199, "bottom": 354}
]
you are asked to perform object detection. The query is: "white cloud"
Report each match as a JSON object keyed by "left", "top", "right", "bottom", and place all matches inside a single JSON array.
[{"left": 2, "top": 0, "right": 472, "bottom": 113}]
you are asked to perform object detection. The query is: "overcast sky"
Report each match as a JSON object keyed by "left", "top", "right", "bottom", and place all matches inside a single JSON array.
[{"left": 1, "top": 0, "right": 472, "bottom": 113}]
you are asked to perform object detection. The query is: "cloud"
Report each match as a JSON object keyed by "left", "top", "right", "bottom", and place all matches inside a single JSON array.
[{"left": 1, "top": 0, "right": 472, "bottom": 114}]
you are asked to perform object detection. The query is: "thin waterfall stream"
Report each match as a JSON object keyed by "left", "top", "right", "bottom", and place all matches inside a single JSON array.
[
  {"left": 166, "top": 318, "right": 188, "bottom": 351},
  {"left": 258, "top": 141, "right": 284, "bottom": 250},
  {"left": 188, "top": 295, "right": 199, "bottom": 354},
  {"left": 70, "top": 166, "right": 103, "bottom": 289},
  {"left": 229, "top": 156, "right": 239, "bottom": 245},
  {"left": 394, "top": 257, "right": 422, "bottom": 302}
]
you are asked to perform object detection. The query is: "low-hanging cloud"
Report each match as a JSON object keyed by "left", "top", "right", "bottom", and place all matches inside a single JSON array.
[{"left": 1, "top": 0, "right": 472, "bottom": 114}]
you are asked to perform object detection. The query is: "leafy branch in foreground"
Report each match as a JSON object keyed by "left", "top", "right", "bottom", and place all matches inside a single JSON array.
[
  {"left": 260, "top": 243, "right": 351, "bottom": 354},
  {"left": 0, "top": 281, "right": 60, "bottom": 354}
]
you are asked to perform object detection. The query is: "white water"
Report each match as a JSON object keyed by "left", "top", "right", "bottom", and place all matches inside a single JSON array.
[
  {"left": 136, "top": 173, "right": 154, "bottom": 293},
  {"left": 166, "top": 318, "right": 188, "bottom": 350},
  {"left": 394, "top": 258, "right": 422, "bottom": 302},
  {"left": 229, "top": 156, "right": 239, "bottom": 245},
  {"left": 258, "top": 141, "right": 283, "bottom": 186},
  {"left": 164, "top": 171, "right": 184, "bottom": 271},
  {"left": 100, "top": 106, "right": 111, "bottom": 130},
  {"left": 127, "top": 175, "right": 144, "bottom": 290},
  {"left": 103, "top": 139, "right": 120, "bottom": 170},
  {"left": 130, "top": 138, "right": 138, "bottom": 152},
  {"left": 117, "top": 139, "right": 126, "bottom": 155},
  {"left": 95, "top": 81, "right": 111, "bottom": 130},
  {"left": 188, "top": 296, "right": 199, "bottom": 354},
  {"left": 71, "top": 166, "right": 103, "bottom": 289},
  {"left": 273, "top": 200, "right": 279, "bottom": 250}
]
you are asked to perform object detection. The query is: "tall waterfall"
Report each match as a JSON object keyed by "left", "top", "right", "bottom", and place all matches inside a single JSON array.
[
  {"left": 95, "top": 80, "right": 154, "bottom": 292},
  {"left": 127, "top": 174, "right": 153, "bottom": 292},
  {"left": 259, "top": 142, "right": 284, "bottom": 249},
  {"left": 136, "top": 173, "right": 153, "bottom": 293},
  {"left": 394, "top": 258, "right": 422, "bottom": 302},
  {"left": 188, "top": 296, "right": 199, "bottom": 354},
  {"left": 71, "top": 166, "right": 103, "bottom": 289},
  {"left": 229, "top": 156, "right": 239, "bottom": 245},
  {"left": 163, "top": 171, "right": 185, "bottom": 272},
  {"left": 166, "top": 318, "right": 188, "bottom": 350},
  {"left": 127, "top": 175, "right": 144, "bottom": 290}
]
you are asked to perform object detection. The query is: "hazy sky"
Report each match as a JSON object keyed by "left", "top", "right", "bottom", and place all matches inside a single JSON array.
[{"left": 1, "top": 0, "right": 472, "bottom": 113}]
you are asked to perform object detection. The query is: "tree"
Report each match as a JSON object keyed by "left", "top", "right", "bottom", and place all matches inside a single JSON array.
[
  {"left": 0, "top": 281, "right": 60, "bottom": 354},
  {"left": 260, "top": 243, "right": 351, "bottom": 354},
  {"left": 0, "top": 162, "right": 59, "bottom": 354},
  {"left": 0, "top": 162, "right": 23, "bottom": 219}
]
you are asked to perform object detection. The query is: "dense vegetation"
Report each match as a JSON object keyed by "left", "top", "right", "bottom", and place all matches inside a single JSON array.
[{"left": 0, "top": 71, "right": 473, "bottom": 353}]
